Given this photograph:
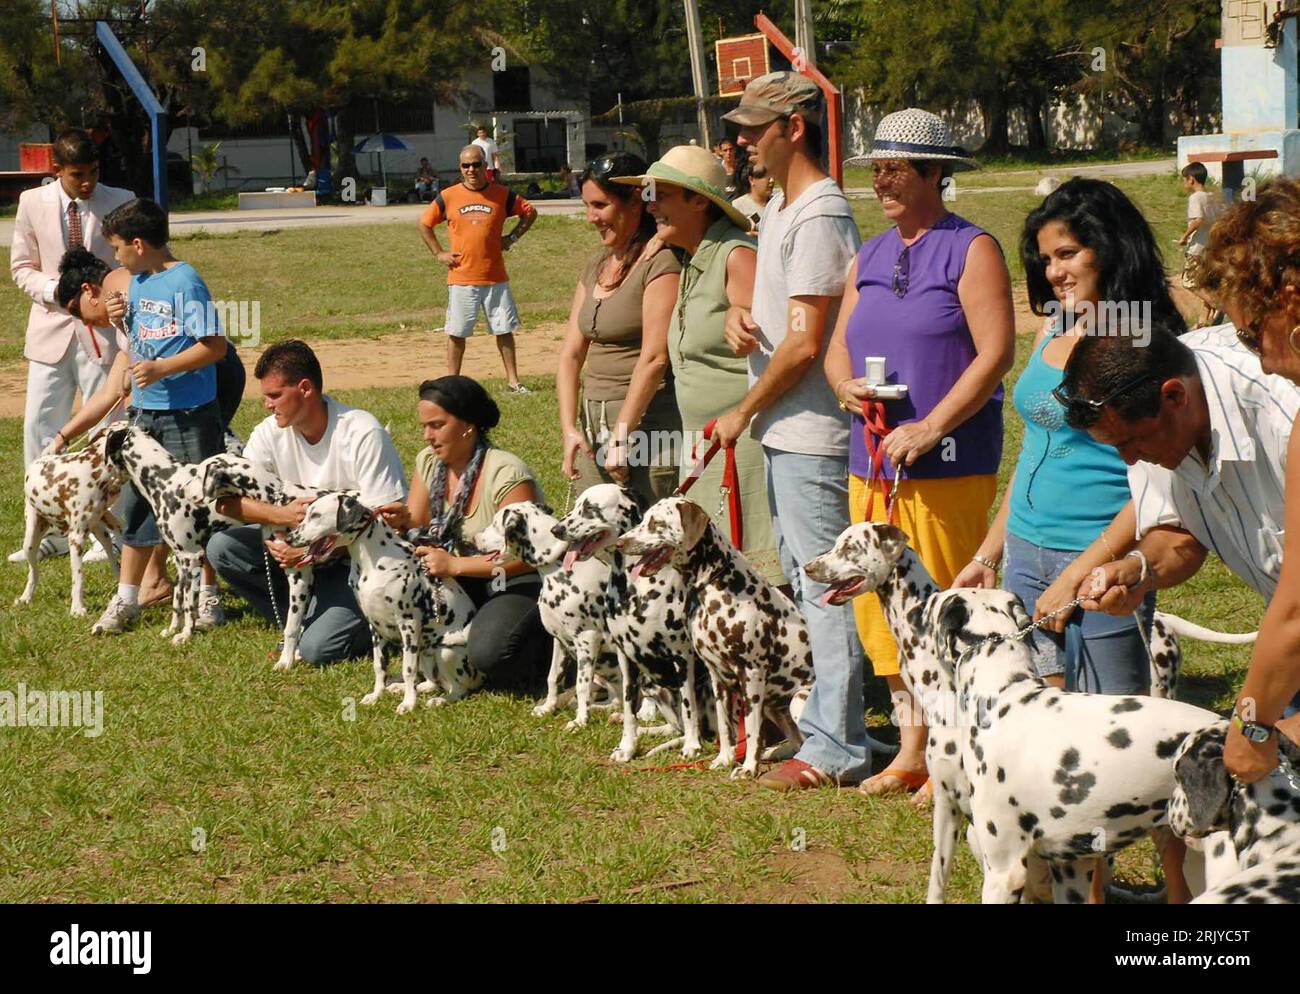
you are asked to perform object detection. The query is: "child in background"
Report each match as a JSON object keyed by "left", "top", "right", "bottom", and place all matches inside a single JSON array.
[
  {"left": 1178, "top": 162, "right": 1223, "bottom": 327},
  {"left": 70, "top": 198, "right": 229, "bottom": 635}
]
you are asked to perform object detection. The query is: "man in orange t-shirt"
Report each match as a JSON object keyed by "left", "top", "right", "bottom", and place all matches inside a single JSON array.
[{"left": 418, "top": 144, "right": 537, "bottom": 391}]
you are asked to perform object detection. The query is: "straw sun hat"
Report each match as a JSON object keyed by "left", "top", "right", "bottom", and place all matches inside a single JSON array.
[
  {"left": 611, "top": 145, "right": 753, "bottom": 230},
  {"left": 846, "top": 108, "right": 978, "bottom": 171}
]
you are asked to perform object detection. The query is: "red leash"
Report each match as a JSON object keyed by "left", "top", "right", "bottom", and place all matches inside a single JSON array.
[
  {"left": 861, "top": 400, "right": 902, "bottom": 525},
  {"left": 664, "top": 417, "right": 749, "bottom": 766}
]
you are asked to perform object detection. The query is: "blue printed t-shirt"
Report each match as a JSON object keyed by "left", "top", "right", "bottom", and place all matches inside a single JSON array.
[
  {"left": 128, "top": 262, "right": 221, "bottom": 410},
  {"left": 1006, "top": 331, "right": 1131, "bottom": 551}
]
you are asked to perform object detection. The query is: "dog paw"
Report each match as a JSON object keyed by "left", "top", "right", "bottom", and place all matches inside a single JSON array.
[
  {"left": 272, "top": 657, "right": 294, "bottom": 672},
  {"left": 360, "top": 691, "right": 382, "bottom": 707},
  {"left": 532, "top": 701, "right": 557, "bottom": 717},
  {"left": 729, "top": 765, "right": 757, "bottom": 781},
  {"left": 710, "top": 751, "right": 736, "bottom": 771},
  {"left": 415, "top": 679, "right": 437, "bottom": 693},
  {"left": 681, "top": 744, "right": 702, "bottom": 760},
  {"left": 564, "top": 716, "right": 588, "bottom": 732},
  {"left": 14, "top": 595, "right": 32, "bottom": 607},
  {"left": 396, "top": 697, "right": 417, "bottom": 715},
  {"left": 610, "top": 744, "right": 637, "bottom": 763},
  {"left": 425, "top": 696, "right": 449, "bottom": 708},
  {"left": 384, "top": 681, "right": 405, "bottom": 696},
  {"left": 70, "top": 604, "right": 87, "bottom": 618},
  {"left": 170, "top": 632, "right": 191, "bottom": 647}
]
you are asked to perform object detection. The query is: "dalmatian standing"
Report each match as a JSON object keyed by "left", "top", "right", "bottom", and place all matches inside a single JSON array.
[{"left": 288, "top": 491, "right": 480, "bottom": 713}]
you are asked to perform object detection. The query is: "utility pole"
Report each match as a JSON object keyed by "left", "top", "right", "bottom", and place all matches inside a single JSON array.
[
  {"left": 683, "top": 0, "right": 711, "bottom": 148},
  {"left": 794, "top": 0, "right": 816, "bottom": 69}
]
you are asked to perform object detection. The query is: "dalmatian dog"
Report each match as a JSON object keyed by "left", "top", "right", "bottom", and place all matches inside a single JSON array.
[
  {"left": 1146, "top": 613, "right": 1256, "bottom": 700},
  {"left": 15, "top": 423, "right": 126, "bottom": 617},
  {"left": 1169, "top": 722, "right": 1300, "bottom": 895},
  {"left": 617, "top": 497, "right": 813, "bottom": 779},
  {"left": 105, "top": 424, "right": 318, "bottom": 646},
  {"left": 200, "top": 457, "right": 328, "bottom": 671},
  {"left": 925, "top": 587, "right": 1223, "bottom": 903},
  {"left": 288, "top": 491, "right": 480, "bottom": 713},
  {"left": 1192, "top": 842, "right": 1300, "bottom": 903},
  {"left": 551, "top": 484, "right": 717, "bottom": 761},
  {"left": 473, "top": 502, "right": 628, "bottom": 745}
]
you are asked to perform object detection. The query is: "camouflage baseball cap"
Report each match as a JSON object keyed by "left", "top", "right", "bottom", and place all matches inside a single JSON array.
[{"left": 722, "top": 71, "right": 824, "bottom": 127}]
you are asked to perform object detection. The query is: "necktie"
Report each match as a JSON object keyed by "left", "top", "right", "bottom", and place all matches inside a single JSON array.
[{"left": 67, "top": 201, "right": 83, "bottom": 250}]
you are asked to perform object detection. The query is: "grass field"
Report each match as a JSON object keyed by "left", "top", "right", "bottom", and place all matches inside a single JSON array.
[{"left": 0, "top": 165, "right": 1263, "bottom": 902}]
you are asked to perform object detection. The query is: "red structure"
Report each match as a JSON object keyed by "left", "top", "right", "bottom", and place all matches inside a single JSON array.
[
  {"left": 716, "top": 33, "right": 771, "bottom": 96},
  {"left": 753, "top": 13, "right": 844, "bottom": 187}
]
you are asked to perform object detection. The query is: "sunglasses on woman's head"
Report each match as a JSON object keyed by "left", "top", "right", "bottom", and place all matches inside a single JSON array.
[
  {"left": 1050, "top": 372, "right": 1156, "bottom": 429},
  {"left": 585, "top": 153, "right": 646, "bottom": 183}
]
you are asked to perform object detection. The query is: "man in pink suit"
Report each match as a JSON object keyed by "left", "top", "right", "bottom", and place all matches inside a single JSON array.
[{"left": 9, "top": 129, "right": 133, "bottom": 560}]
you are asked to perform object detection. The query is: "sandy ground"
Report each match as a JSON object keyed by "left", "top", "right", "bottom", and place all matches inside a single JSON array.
[{"left": 0, "top": 281, "right": 1205, "bottom": 420}]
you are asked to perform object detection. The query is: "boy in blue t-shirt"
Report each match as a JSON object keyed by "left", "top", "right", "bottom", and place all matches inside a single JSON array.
[{"left": 87, "top": 197, "right": 229, "bottom": 635}]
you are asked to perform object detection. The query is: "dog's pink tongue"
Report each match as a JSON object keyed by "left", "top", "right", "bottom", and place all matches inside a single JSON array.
[
  {"left": 819, "top": 588, "right": 839, "bottom": 606},
  {"left": 628, "top": 558, "right": 646, "bottom": 579},
  {"left": 563, "top": 549, "right": 579, "bottom": 572}
]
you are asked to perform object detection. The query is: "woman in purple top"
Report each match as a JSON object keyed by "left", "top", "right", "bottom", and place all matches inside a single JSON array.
[{"left": 825, "top": 109, "right": 1015, "bottom": 801}]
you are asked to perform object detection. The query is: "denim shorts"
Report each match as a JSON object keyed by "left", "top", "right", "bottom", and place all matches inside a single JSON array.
[
  {"left": 1003, "top": 531, "right": 1156, "bottom": 695},
  {"left": 120, "top": 400, "right": 225, "bottom": 547},
  {"left": 444, "top": 282, "right": 520, "bottom": 337}
]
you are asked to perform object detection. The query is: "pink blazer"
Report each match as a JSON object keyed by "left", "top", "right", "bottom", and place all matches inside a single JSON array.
[{"left": 10, "top": 180, "right": 135, "bottom": 366}]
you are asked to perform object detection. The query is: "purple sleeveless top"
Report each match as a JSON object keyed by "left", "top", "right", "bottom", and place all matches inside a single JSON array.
[{"left": 844, "top": 213, "right": 1003, "bottom": 480}]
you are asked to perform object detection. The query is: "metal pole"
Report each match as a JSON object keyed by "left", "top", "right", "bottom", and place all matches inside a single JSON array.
[
  {"left": 683, "top": 0, "right": 711, "bottom": 148},
  {"left": 794, "top": 0, "right": 816, "bottom": 68}
]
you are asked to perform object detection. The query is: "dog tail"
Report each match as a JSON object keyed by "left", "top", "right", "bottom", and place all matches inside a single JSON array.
[{"left": 1153, "top": 610, "right": 1257, "bottom": 645}]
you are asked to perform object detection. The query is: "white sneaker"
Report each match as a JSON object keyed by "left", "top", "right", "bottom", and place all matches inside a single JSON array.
[
  {"left": 508, "top": 383, "right": 531, "bottom": 395},
  {"left": 82, "top": 539, "right": 114, "bottom": 564},
  {"left": 195, "top": 594, "right": 226, "bottom": 631},
  {"left": 91, "top": 596, "right": 141, "bottom": 635},
  {"left": 8, "top": 536, "right": 68, "bottom": 563}
]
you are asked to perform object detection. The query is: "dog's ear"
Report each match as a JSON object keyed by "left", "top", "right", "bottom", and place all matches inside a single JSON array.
[
  {"left": 335, "top": 493, "right": 370, "bottom": 533},
  {"left": 677, "top": 499, "right": 711, "bottom": 549},
  {"left": 931, "top": 593, "right": 970, "bottom": 664},
  {"left": 621, "top": 484, "right": 648, "bottom": 518},
  {"left": 201, "top": 459, "right": 231, "bottom": 502},
  {"left": 535, "top": 503, "right": 554, "bottom": 517},
  {"left": 1279, "top": 729, "right": 1300, "bottom": 769},
  {"left": 877, "top": 523, "right": 909, "bottom": 563},
  {"left": 104, "top": 424, "right": 130, "bottom": 464},
  {"left": 1008, "top": 595, "right": 1032, "bottom": 632},
  {"left": 1174, "top": 724, "right": 1232, "bottom": 835}
]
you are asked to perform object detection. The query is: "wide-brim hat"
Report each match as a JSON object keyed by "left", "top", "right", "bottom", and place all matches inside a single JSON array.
[
  {"left": 610, "top": 145, "right": 753, "bottom": 231},
  {"left": 845, "top": 108, "right": 978, "bottom": 171}
]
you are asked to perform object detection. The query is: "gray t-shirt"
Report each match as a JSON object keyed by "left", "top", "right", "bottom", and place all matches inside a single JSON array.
[{"left": 749, "top": 177, "right": 861, "bottom": 455}]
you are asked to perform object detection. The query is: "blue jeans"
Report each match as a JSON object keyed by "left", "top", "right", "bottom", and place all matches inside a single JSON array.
[
  {"left": 1003, "top": 531, "right": 1155, "bottom": 695},
  {"left": 765, "top": 446, "right": 870, "bottom": 782}
]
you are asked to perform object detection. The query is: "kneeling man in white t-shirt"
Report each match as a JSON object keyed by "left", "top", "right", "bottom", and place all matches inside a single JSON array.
[{"left": 207, "top": 339, "right": 408, "bottom": 664}]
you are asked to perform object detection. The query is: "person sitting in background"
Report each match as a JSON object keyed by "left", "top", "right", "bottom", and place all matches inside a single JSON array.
[
  {"left": 415, "top": 158, "right": 437, "bottom": 202},
  {"left": 557, "top": 152, "right": 683, "bottom": 506},
  {"left": 730, "top": 160, "right": 775, "bottom": 231},
  {"left": 379, "top": 376, "right": 553, "bottom": 686},
  {"left": 558, "top": 163, "right": 581, "bottom": 198}
]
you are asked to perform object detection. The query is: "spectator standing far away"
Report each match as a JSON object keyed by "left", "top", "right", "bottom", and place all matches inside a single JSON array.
[{"left": 473, "top": 126, "right": 502, "bottom": 183}]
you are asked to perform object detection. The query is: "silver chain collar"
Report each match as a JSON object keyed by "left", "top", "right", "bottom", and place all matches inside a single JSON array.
[{"left": 956, "top": 596, "right": 1088, "bottom": 667}]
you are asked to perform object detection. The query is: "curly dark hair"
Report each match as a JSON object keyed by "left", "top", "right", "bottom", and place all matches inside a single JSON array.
[
  {"left": 1021, "top": 178, "right": 1184, "bottom": 332},
  {"left": 55, "top": 247, "right": 111, "bottom": 311}
]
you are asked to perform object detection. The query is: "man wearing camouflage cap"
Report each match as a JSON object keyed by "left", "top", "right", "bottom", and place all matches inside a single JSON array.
[{"left": 716, "top": 72, "right": 869, "bottom": 791}]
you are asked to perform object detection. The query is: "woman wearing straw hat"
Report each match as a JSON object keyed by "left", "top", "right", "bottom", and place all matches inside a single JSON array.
[
  {"left": 556, "top": 151, "right": 683, "bottom": 505},
  {"left": 611, "top": 146, "right": 783, "bottom": 584},
  {"left": 826, "top": 108, "right": 1015, "bottom": 801}
]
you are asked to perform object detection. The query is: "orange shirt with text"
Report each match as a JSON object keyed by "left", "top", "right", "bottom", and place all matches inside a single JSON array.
[{"left": 420, "top": 183, "right": 535, "bottom": 286}]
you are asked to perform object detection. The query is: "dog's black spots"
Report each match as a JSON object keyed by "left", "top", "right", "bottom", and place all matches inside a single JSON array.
[
  {"left": 1107, "top": 728, "right": 1132, "bottom": 750},
  {"left": 1267, "top": 802, "right": 1291, "bottom": 818},
  {"left": 1018, "top": 812, "right": 1038, "bottom": 833},
  {"left": 942, "top": 740, "right": 957, "bottom": 756},
  {"left": 1009, "top": 796, "right": 1018, "bottom": 806},
  {"left": 1213, "top": 838, "right": 1227, "bottom": 858},
  {"left": 1155, "top": 733, "right": 1187, "bottom": 760},
  {"left": 986, "top": 821, "right": 998, "bottom": 837},
  {"left": 1060, "top": 748, "right": 1080, "bottom": 771},
  {"left": 997, "top": 767, "right": 1006, "bottom": 783},
  {"left": 1105, "top": 802, "right": 1149, "bottom": 819},
  {"left": 1111, "top": 699, "right": 1143, "bottom": 714},
  {"left": 997, "top": 704, "right": 1011, "bottom": 719},
  {"left": 1049, "top": 806, "right": 1066, "bottom": 819}
]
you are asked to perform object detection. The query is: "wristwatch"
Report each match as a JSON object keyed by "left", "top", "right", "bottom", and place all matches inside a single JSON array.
[{"left": 1232, "top": 712, "right": 1275, "bottom": 744}]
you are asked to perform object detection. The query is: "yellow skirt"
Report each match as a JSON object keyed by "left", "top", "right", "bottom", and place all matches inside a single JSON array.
[{"left": 849, "top": 473, "right": 997, "bottom": 677}]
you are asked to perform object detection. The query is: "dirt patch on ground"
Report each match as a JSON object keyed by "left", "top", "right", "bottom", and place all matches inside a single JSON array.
[{"left": 0, "top": 284, "right": 1206, "bottom": 420}]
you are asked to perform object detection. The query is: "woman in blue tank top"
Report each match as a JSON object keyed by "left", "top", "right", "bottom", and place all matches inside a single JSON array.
[{"left": 954, "top": 179, "right": 1185, "bottom": 696}]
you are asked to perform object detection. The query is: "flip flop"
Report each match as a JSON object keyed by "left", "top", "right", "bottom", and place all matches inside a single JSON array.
[
  {"left": 139, "top": 585, "right": 174, "bottom": 608},
  {"left": 857, "top": 767, "right": 929, "bottom": 797},
  {"left": 911, "top": 777, "right": 934, "bottom": 809}
]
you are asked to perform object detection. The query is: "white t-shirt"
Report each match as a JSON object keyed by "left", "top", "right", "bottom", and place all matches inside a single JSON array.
[
  {"left": 243, "top": 396, "right": 408, "bottom": 507},
  {"left": 749, "top": 177, "right": 862, "bottom": 456},
  {"left": 473, "top": 137, "right": 499, "bottom": 167},
  {"left": 1186, "top": 190, "right": 1219, "bottom": 255},
  {"left": 1128, "top": 325, "right": 1300, "bottom": 597}
]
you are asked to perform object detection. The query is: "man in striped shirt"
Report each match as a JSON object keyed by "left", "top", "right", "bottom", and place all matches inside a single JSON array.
[{"left": 1058, "top": 324, "right": 1300, "bottom": 780}]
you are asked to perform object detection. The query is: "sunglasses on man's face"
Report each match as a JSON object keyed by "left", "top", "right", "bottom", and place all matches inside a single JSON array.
[
  {"left": 1051, "top": 372, "right": 1156, "bottom": 428},
  {"left": 460, "top": 161, "right": 485, "bottom": 171}
]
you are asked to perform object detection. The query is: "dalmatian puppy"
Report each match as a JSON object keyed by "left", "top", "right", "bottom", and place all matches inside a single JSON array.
[
  {"left": 1169, "top": 722, "right": 1300, "bottom": 892},
  {"left": 200, "top": 457, "right": 328, "bottom": 671},
  {"left": 15, "top": 423, "right": 126, "bottom": 617},
  {"left": 617, "top": 497, "right": 812, "bottom": 779},
  {"left": 288, "top": 491, "right": 480, "bottom": 713},
  {"left": 1192, "top": 842, "right": 1300, "bottom": 903},
  {"left": 925, "top": 587, "right": 1222, "bottom": 904},
  {"left": 474, "top": 502, "right": 627, "bottom": 745},
  {"left": 104, "top": 424, "right": 316, "bottom": 646},
  {"left": 550, "top": 484, "right": 717, "bottom": 761}
]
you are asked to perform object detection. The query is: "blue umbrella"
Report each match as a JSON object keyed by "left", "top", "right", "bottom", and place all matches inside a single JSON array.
[{"left": 352, "top": 133, "right": 411, "bottom": 189}]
